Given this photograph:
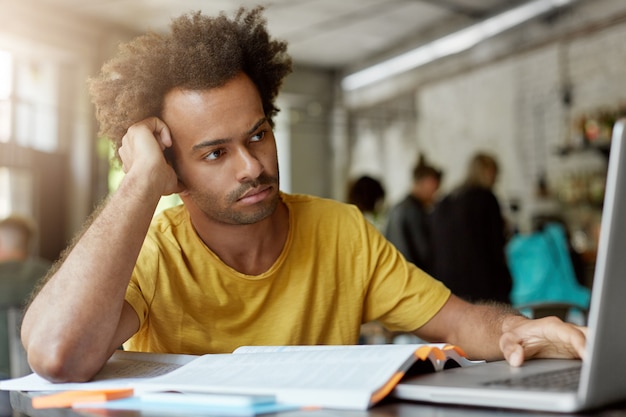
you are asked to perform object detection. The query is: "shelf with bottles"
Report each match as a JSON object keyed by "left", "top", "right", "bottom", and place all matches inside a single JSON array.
[
  {"left": 567, "top": 105, "right": 626, "bottom": 156},
  {"left": 556, "top": 169, "right": 606, "bottom": 209},
  {"left": 552, "top": 147, "right": 608, "bottom": 285}
]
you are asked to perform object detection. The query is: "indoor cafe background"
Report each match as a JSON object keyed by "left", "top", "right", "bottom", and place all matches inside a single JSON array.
[{"left": 0, "top": 0, "right": 625, "bottom": 273}]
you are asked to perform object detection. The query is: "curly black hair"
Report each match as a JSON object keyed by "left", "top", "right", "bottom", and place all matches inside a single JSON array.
[
  {"left": 88, "top": 6, "right": 292, "bottom": 160},
  {"left": 347, "top": 176, "right": 386, "bottom": 213}
]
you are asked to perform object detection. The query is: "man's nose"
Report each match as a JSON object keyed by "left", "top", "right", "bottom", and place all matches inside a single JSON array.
[{"left": 234, "top": 147, "right": 263, "bottom": 182}]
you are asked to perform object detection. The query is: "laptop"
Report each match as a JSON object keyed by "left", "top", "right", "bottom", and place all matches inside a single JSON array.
[{"left": 393, "top": 119, "right": 626, "bottom": 413}]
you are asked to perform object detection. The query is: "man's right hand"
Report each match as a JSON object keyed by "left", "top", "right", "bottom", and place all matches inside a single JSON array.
[{"left": 119, "top": 117, "right": 184, "bottom": 197}]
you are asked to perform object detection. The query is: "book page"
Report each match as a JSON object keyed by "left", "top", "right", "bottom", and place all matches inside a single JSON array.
[
  {"left": 0, "top": 350, "right": 198, "bottom": 392},
  {"left": 232, "top": 344, "right": 483, "bottom": 379},
  {"left": 140, "top": 345, "right": 421, "bottom": 394},
  {"left": 232, "top": 343, "right": 445, "bottom": 354},
  {"left": 90, "top": 352, "right": 195, "bottom": 381}
]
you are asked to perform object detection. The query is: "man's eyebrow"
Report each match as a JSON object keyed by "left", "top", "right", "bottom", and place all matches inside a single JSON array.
[
  {"left": 191, "top": 117, "right": 268, "bottom": 152},
  {"left": 247, "top": 117, "right": 268, "bottom": 135},
  {"left": 192, "top": 138, "right": 229, "bottom": 152}
]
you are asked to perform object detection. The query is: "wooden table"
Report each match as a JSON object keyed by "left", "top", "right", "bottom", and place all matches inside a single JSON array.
[{"left": 10, "top": 391, "right": 626, "bottom": 417}]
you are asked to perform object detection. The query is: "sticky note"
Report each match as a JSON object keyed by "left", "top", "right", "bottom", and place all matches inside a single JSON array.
[{"left": 32, "top": 388, "right": 134, "bottom": 409}]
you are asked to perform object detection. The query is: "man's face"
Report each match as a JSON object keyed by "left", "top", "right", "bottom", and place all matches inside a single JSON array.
[
  {"left": 425, "top": 176, "right": 441, "bottom": 194},
  {"left": 417, "top": 176, "right": 441, "bottom": 205},
  {"left": 162, "top": 73, "right": 280, "bottom": 225}
]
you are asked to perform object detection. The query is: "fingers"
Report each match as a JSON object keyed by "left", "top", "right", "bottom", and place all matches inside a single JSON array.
[
  {"left": 568, "top": 326, "right": 588, "bottom": 361},
  {"left": 119, "top": 117, "right": 172, "bottom": 172},
  {"left": 500, "top": 316, "right": 588, "bottom": 367},
  {"left": 146, "top": 116, "right": 173, "bottom": 150},
  {"left": 117, "top": 117, "right": 181, "bottom": 196},
  {"left": 118, "top": 140, "right": 131, "bottom": 174},
  {"left": 500, "top": 331, "right": 525, "bottom": 367},
  {"left": 124, "top": 117, "right": 172, "bottom": 151}
]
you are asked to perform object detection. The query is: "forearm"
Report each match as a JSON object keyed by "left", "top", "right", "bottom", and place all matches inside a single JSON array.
[
  {"left": 21, "top": 174, "right": 161, "bottom": 382},
  {"left": 446, "top": 302, "right": 527, "bottom": 361},
  {"left": 416, "top": 294, "right": 526, "bottom": 361}
]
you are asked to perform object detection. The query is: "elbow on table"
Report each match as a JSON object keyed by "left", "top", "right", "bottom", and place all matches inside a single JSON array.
[{"left": 26, "top": 342, "right": 101, "bottom": 383}]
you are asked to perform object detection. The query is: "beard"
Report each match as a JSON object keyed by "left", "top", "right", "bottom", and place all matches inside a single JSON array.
[{"left": 187, "top": 171, "right": 280, "bottom": 225}]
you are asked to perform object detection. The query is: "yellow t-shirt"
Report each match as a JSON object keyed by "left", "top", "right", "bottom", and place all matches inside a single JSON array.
[{"left": 124, "top": 193, "right": 450, "bottom": 354}]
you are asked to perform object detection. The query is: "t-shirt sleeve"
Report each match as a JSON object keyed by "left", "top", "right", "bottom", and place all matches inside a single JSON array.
[{"left": 362, "top": 218, "right": 451, "bottom": 332}]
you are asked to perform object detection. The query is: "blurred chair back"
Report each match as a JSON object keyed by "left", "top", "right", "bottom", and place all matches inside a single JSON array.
[
  {"left": 514, "top": 301, "right": 588, "bottom": 325},
  {"left": 506, "top": 222, "right": 590, "bottom": 324},
  {"left": 2, "top": 305, "right": 31, "bottom": 378}
]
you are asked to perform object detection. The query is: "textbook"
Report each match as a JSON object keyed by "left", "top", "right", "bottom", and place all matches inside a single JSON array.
[{"left": 0, "top": 344, "right": 483, "bottom": 410}]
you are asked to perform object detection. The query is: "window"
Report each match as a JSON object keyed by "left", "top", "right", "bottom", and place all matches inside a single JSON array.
[
  {"left": 14, "top": 58, "right": 59, "bottom": 151},
  {"left": 0, "top": 49, "right": 60, "bottom": 151},
  {"left": 0, "top": 167, "right": 34, "bottom": 219},
  {"left": 0, "top": 50, "right": 12, "bottom": 143}
]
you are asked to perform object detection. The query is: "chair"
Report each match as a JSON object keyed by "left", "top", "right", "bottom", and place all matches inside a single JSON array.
[
  {"left": 515, "top": 301, "right": 588, "bottom": 325},
  {"left": 506, "top": 223, "right": 591, "bottom": 325},
  {"left": 2, "top": 305, "right": 31, "bottom": 378}
]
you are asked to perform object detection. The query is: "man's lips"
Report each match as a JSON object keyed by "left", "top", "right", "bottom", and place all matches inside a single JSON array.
[{"left": 238, "top": 185, "right": 272, "bottom": 204}]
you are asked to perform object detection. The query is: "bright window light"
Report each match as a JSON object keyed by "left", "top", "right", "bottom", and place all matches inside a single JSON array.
[
  {"left": 0, "top": 50, "right": 12, "bottom": 99},
  {"left": 341, "top": 0, "right": 575, "bottom": 91},
  {"left": 0, "top": 50, "right": 12, "bottom": 143}
]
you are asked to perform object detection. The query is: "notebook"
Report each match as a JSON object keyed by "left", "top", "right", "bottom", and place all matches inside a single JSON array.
[{"left": 393, "top": 119, "right": 626, "bottom": 413}]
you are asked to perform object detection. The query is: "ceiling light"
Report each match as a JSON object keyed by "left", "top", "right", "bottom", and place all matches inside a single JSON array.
[{"left": 341, "top": 0, "right": 575, "bottom": 91}]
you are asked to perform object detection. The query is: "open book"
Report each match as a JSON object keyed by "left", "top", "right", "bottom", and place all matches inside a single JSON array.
[{"left": 0, "top": 344, "right": 483, "bottom": 410}]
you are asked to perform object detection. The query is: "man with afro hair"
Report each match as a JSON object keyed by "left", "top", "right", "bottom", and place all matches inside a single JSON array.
[{"left": 22, "top": 7, "right": 586, "bottom": 383}]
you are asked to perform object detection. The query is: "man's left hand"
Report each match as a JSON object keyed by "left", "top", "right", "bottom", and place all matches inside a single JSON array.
[{"left": 500, "top": 315, "right": 587, "bottom": 367}]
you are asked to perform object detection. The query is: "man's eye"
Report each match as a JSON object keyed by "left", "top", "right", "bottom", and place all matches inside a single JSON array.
[
  {"left": 251, "top": 130, "right": 265, "bottom": 142},
  {"left": 205, "top": 149, "right": 224, "bottom": 161}
]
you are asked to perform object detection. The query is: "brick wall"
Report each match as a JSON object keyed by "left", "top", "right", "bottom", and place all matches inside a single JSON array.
[{"left": 415, "top": 19, "right": 626, "bottom": 232}]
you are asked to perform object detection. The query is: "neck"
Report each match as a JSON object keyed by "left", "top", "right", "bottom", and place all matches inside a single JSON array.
[{"left": 187, "top": 200, "right": 289, "bottom": 275}]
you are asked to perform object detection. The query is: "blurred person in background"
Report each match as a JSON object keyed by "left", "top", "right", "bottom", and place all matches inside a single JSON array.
[
  {"left": 385, "top": 156, "right": 442, "bottom": 274},
  {"left": 0, "top": 214, "right": 51, "bottom": 414},
  {"left": 430, "top": 152, "right": 513, "bottom": 304},
  {"left": 347, "top": 175, "right": 387, "bottom": 231}
]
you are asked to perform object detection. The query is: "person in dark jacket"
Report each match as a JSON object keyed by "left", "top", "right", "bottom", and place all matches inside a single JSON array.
[
  {"left": 430, "top": 152, "right": 512, "bottom": 304},
  {"left": 385, "top": 157, "right": 442, "bottom": 274}
]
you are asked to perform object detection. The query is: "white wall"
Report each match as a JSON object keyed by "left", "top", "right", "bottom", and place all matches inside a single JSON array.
[
  {"left": 415, "top": 20, "right": 626, "bottom": 230},
  {"left": 344, "top": 1, "right": 626, "bottom": 234}
]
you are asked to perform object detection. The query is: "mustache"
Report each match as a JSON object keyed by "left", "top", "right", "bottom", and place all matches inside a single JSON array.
[{"left": 228, "top": 173, "right": 278, "bottom": 202}]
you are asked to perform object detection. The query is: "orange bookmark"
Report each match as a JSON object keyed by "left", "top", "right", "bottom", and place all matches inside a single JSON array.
[{"left": 32, "top": 388, "right": 134, "bottom": 409}]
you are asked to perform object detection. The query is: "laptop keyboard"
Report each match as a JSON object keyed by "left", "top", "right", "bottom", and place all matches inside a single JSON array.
[{"left": 483, "top": 366, "right": 581, "bottom": 392}]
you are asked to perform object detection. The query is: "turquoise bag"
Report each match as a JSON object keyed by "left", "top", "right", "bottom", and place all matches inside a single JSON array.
[{"left": 506, "top": 223, "right": 590, "bottom": 309}]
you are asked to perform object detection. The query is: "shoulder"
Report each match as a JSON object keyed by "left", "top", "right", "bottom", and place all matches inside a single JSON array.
[
  {"left": 282, "top": 192, "right": 346, "bottom": 207},
  {"left": 460, "top": 185, "right": 496, "bottom": 199},
  {"left": 446, "top": 186, "right": 498, "bottom": 206},
  {"left": 143, "top": 204, "right": 193, "bottom": 250},
  {"left": 400, "top": 195, "right": 423, "bottom": 212},
  {"left": 388, "top": 195, "right": 420, "bottom": 219},
  {"left": 151, "top": 204, "right": 189, "bottom": 231},
  {"left": 281, "top": 192, "right": 371, "bottom": 239},
  {"left": 282, "top": 192, "right": 361, "bottom": 218}
]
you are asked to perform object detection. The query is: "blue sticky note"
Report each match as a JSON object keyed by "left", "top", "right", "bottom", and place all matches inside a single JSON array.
[{"left": 73, "top": 395, "right": 299, "bottom": 416}]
